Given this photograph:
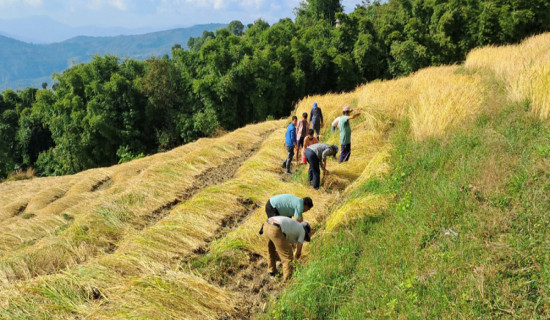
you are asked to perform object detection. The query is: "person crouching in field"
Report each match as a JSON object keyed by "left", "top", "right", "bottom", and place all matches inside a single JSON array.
[
  {"left": 259, "top": 194, "right": 313, "bottom": 234},
  {"left": 305, "top": 143, "right": 338, "bottom": 190},
  {"left": 295, "top": 112, "right": 309, "bottom": 165},
  {"left": 282, "top": 116, "right": 298, "bottom": 174},
  {"left": 263, "top": 216, "right": 312, "bottom": 281},
  {"left": 301, "top": 129, "right": 318, "bottom": 164}
]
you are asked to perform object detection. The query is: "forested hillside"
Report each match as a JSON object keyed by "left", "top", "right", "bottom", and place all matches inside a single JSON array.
[{"left": 1, "top": 0, "right": 549, "bottom": 179}]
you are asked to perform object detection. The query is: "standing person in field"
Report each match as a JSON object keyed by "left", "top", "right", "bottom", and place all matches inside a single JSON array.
[
  {"left": 301, "top": 128, "right": 318, "bottom": 164},
  {"left": 338, "top": 106, "right": 361, "bottom": 163},
  {"left": 305, "top": 143, "right": 338, "bottom": 190},
  {"left": 295, "top": 112, "right": 309, "bottom": 164},
  {"left": 309, "top": 102, "right": 324, "bottom": 140},
  {"left": 259, "top": 194, "right": 313, "bottom": 234},
  {"left": 282, "top": 116, "right": 298, "bottom": 174},
  {"left": 263, "top": 216, "right": 312, "bottom": 281}
]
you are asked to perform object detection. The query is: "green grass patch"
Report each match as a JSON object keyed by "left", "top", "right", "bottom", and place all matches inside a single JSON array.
[{"left": 266, "top": 100, "right": 550, "bottom": 318}]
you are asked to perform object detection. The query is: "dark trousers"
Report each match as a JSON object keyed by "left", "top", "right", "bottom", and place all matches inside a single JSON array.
[
  {"left": 312, "top": 121, "right": 321, "bottom": 138},
  {"left": 282, "top": 146, "right": 294, "bottom": 172},
  {"left": 265, "top": 200, "right": 279, "bottom": 218},
  {"left": 305, "top": 148, "right": 321, "bottom": 189},
  {"left": 259, "top": 200, "right": 280, "bottom": 234},
  {"left": 339, "top": 143, "right": 351, "bottom": 163}
]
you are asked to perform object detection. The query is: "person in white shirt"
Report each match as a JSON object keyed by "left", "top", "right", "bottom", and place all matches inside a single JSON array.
[{"left": 262, "top": 216, "right": 312, "bottom": 281}]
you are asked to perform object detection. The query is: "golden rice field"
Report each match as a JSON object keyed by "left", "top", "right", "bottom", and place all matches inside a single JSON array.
[
  {"left": 0, "top": 33, "right": 548, "bottom": 319},
  {"left": 465, "top": 32, "right": 550, "bottom": 119}
]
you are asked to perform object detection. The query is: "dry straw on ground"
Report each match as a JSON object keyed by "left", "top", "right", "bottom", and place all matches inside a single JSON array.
[
  {"left": 465, "top": 33, "right": 550, "bottom": 119},
  {"left": 1, "top": 32, "right": 548, "bottom": 319}
]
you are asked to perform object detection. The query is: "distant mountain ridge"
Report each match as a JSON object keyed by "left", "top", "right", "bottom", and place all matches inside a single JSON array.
[
  {"left": 0, "top": 15, "right": 175, "bottom": 43},
  {"left": 0, "top": 23, "right": 226, "bottom": 90}
]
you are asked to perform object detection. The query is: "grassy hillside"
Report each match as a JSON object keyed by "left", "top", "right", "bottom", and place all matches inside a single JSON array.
[
  {"left": 0, "top": 24, "right": 225, "bottom": 90},
  {"left": 0, "top": 33, "right": 548, "bottom": 319},
  {"left": 268, "top": 33, "right": 550, "bottom": 319}
]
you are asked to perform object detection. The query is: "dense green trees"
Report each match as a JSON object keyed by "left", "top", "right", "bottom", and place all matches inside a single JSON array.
[{"left": 1, "top": 0, "right": 548, "bottom": 178}]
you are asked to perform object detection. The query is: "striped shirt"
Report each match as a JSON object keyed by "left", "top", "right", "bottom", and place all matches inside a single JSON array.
[{"left": 307, "top": 143, "right": 335, "bottom": 161}]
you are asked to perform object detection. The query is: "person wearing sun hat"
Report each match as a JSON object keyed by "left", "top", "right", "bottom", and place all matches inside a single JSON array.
[
  {"left": 338, "top": 105, "right": 361, "bottom": 163},
  {"left": 305, "top": 143, "right": 338, "bottom": 189}
]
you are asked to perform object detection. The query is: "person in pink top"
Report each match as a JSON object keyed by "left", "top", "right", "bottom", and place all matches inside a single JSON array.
[{"left": 295, "top": 112, "right": 309, "bottom": 164}]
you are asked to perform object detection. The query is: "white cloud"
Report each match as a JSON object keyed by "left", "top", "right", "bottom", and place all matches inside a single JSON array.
[
  {"left": 108, "top": 0, "right": 128, "bottom": 10},
  {"left": 86, "top": 0, "right": 102, "bottom": 10},
  {"left": 156, "top": 0, "right": 227, "bottom": 12},
  {"left": 24, "top": 0, "right": 43, "bottom": 6},
  {"left": 186, "top": 0, "right": 226, "bottom": 9},
  {"left": 84, "top": 0, "right": 128, "bottom": 11},
  {"left": 0, "top": 0, "right": 16, "bottom": 7},
  {"left": 240, "top": 0, "right": 265, "bottom": 10},
  {"left": 0, "top": 0, "right": 42, "bottom": 7},
  {"left": 159, "top": 0, "right": 267, "bottom": 12}
]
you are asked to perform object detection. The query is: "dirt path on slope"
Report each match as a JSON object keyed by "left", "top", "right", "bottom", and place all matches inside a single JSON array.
[{"left": 141, "top": 129, "right": 275, "bottom": 230}]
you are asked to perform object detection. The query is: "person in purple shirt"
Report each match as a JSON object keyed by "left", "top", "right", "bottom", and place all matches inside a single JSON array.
[{"left": 282, "top": 116, "right": 298, "bottom": 174}]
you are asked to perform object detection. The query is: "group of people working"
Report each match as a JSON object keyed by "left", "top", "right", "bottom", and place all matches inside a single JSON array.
[
  {"left": 264, "top": 102, "right": 361, "bottom": 281},
  {"left": 283, "top": 102, "right": 361, "bottom": 189}
]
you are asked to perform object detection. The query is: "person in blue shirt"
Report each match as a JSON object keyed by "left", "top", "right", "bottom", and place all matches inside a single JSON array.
[{"left": 282, "top": 116, "right": 298, "bottom": 174}]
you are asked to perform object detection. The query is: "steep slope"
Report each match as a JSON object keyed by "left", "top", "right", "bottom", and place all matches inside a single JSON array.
[
  {"left": 268, "top": 33, "right": 550, "bottom": 319},
  {"left": 0, "top": 33, "right": 548, "bottom": 319}
]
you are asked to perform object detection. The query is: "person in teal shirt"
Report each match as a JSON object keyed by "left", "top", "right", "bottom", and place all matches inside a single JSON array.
[
  {"left": 339, "top": 105, "right": 361, "bottom": 163},
  {"left": 259, "top": 194, "right": 313, "bottom": 234}
]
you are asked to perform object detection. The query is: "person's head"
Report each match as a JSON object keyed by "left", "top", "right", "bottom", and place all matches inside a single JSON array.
[
  {"left": 303, "top": 197, "right": 313, "bottom": 212},
  {"left": 307, "top": 128, "right": 315, "bottom": 137},
  {"left": 291, "top": 115, "right": 298, "bottom": 125},
  {"left": 302, "top": 112, "right": 308, "bottom": 119},
  {"left": 301, "top": 221, "right": 312, "bottom": 242},
  {"left": 332, "top": 144, "right": 339, "bottom": 157},
  {"left": 342, "top": 105, "right": 353, "bottom": 116},
  {"left": 313, "top": 102, "right": 318, "bottom": 109}
]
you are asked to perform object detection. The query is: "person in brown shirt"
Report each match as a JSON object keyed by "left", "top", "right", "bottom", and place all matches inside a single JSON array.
[{"left": 301, "top": 129, "right": 319, "bottom": 164}]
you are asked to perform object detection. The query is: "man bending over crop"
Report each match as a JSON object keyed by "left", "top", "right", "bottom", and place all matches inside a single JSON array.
[
  {"left": 263, "top": 216, "right": 312, "bottom": 281},
  {"left": 259, "top": 194, "right": 313, "bottom": 234},
  {"left": 305, "top": 143, "right": 338, "bottom": 189}
]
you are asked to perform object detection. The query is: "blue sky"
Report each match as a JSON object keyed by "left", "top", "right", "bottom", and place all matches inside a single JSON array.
[{"left": 0, "top": 0, "right": 365, "bottom": 28}]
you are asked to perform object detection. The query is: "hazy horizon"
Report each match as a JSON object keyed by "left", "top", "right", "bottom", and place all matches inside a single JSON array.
[{"left": 0, "top": 0, "right": 364, "bottom": 43}]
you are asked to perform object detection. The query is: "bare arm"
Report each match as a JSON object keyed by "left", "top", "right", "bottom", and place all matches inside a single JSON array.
[
  {"left": 292, "top": 216, "right": 304, "bottom": 222},
  {"left": 295, "top": 242, "right": 303, "bottom": 260},
  {"left": 349, "top": 112, "right": 361, "bottom": 120}
]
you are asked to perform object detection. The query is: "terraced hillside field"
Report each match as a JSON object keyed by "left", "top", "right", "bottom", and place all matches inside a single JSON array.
[{"left": 1, "top": 33, "right": 549, "bottom": 319}]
